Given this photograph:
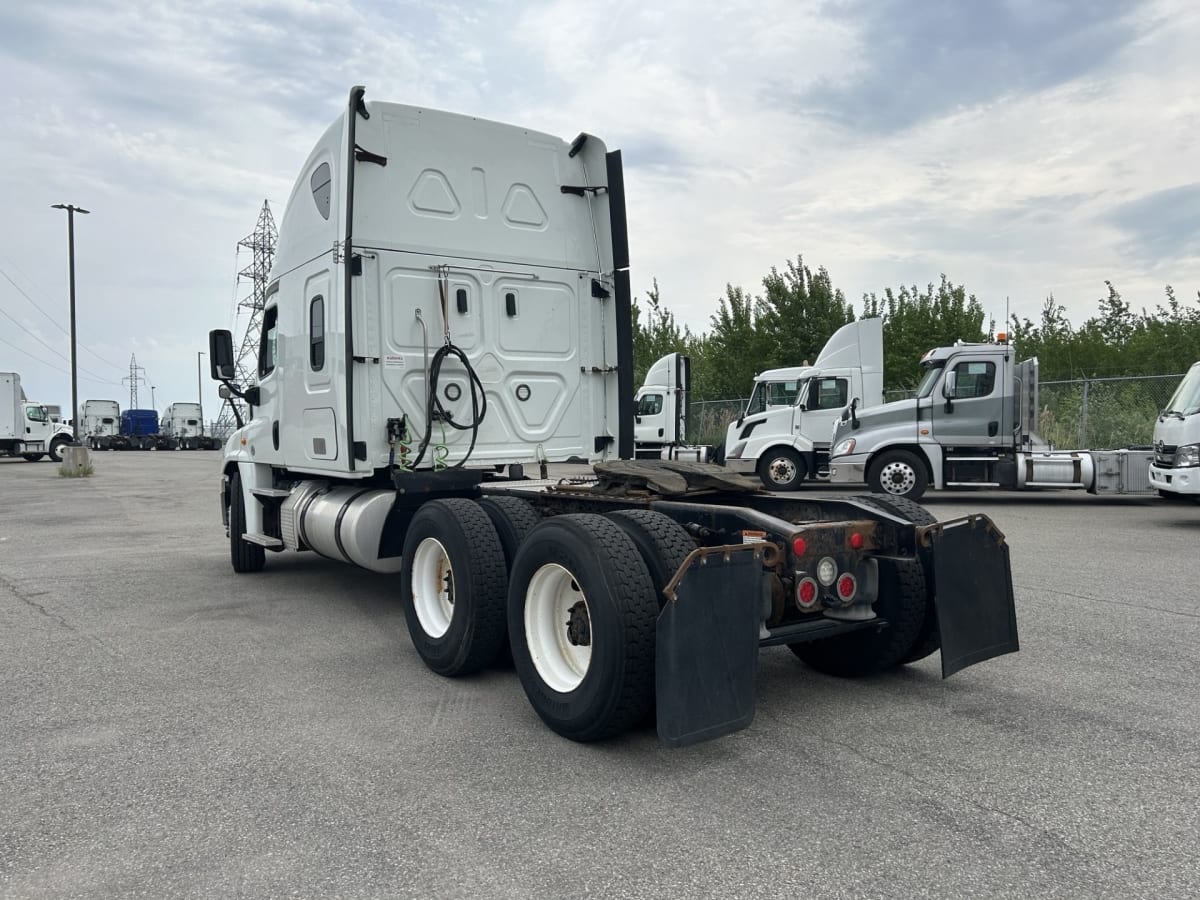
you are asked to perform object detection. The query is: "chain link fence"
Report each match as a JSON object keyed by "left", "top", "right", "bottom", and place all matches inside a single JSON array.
[
  {"left": 1038, "top": 373, "right": 1182, "bottom": 449},
  {"left": 690, "top": 372, "right": 1186, "bottom": 452}
]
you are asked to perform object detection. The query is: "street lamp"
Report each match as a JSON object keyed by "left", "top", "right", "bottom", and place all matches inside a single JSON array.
[
  {"left": 151, "top": 385, "right": 157, "bottom": 410},
  {"left": 197, "top": 351, "right": 205, "bottom": 435},
  {"left": 51, "top": 203, "right": 90, "bottom": 443}
]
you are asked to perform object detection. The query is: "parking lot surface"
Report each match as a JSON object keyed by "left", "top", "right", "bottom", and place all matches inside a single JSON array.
[{"left": 2, "top": 453, "right": 1198, "bottom": 898}]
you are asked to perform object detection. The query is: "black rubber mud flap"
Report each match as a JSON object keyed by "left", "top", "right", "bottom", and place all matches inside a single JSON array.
[
  {"left": 928, "top": 516, "right": 1020, "bottom": 678},
  {"left": 656, "top": 545, "right": 764, "bottom": 747}
]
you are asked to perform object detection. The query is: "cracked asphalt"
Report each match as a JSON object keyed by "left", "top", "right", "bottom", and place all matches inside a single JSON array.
[{"left": 1, "top": 453, "right": 1198, "bottom": 898}]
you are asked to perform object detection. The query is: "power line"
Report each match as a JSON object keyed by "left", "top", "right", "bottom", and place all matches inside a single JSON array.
[
  {"left": 0, "top": 303, "right": 123, "bottom": 384},
  {"left": 0, "top": 334, "right": 123, "bottom": 386},
  {"left": 0, "top": 261, "right": 127, "bottom": 373}
]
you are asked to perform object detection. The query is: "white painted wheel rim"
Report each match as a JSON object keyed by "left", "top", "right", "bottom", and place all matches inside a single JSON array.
[
  {"left": 412, "top": 537, "right": 454, "bottom": 638},
  {"left": 879, "top": 460, "right": 916, "bottom": 495},
  {"left": 525, "top": 563, "right": 591, "bottom": 693},
  {"left": 767, "top": 456, "right": 797, "bottom": 486}
]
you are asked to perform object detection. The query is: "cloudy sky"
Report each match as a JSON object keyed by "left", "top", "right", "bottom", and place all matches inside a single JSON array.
[{"left": 2, "top": 0, "right": 1198, "bottom": 417}]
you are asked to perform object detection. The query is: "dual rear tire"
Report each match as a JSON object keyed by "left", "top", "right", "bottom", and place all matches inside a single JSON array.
[{"left": 400, "top": 500, "right": 694, "bottom": 742}]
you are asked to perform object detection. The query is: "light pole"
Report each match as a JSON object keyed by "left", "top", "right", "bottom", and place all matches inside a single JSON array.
[
  {"left": 51, "top": 203, "right": 89, "bottom": 443},
  {"left": 151, "top": 385, "right": 157, "bottom": 410},
  {"left": 197, "top": 351, "right": 205, "bottom": 435}
]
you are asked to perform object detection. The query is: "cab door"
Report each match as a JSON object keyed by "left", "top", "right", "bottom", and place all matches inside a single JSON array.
[{"left": 929, "top": 355, "right": 1003, "bottom": 447}]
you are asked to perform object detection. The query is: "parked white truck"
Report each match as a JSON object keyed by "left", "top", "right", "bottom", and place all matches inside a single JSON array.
[
  {"left": 161, "top": 402, "right": 216, "bottom": 450},
  {"left": 829, "top": 336, "right": 1154, "bottom": 499},
  {"left": 81, "top": 400, "right": 122, "bottom": 450},
  {"left": 632, "top": 353, "right": 711, "bottom": 462},
  {"left": 1, "top": 373, "right": 60, "bottom": 461},
  {"left": 1149, "top": 361, "right": 1200, "bottom": 500},
  {"left": 207, "top": 87, "right": 1019, "bottom": 747},
  {"left": 723, "top": 318, "right": 884, "bottom": 490}
]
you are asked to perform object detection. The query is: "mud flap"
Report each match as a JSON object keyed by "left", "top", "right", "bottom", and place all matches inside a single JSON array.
[
  {"left": 656, "top": 545, "right": 765, "bottom": 748},
  {"left": 928, "top": 516, "right": 1020, "bottom": 678}
]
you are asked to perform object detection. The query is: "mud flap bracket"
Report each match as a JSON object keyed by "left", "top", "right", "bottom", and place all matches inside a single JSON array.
[
  {"left": 656, "top": 545, "right": 764, "bottom": 748},
  {"left": 925, "top": 515, "right": 1020, "bottom": 678}
]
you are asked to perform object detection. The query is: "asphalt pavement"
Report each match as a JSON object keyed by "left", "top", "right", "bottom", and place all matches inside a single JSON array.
[{"left": 1, "top": 452, "right": 1198, "bottom": 899}]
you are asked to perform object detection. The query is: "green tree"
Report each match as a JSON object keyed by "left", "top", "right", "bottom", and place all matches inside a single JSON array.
[
  {"left": 631, "top": 278, "right": 691, "bottom": 386},
  {"left": 700, "top": 284, "right": 772, "bottom": 400},
  {"left": 756, "top": 257, "right": 856, "bottom": 369},
  {"left": 862, "top": 275, "right": 988, "bottom": 390}
]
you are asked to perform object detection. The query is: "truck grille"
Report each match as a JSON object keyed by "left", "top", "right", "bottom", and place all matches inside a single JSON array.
[{"left": 1155, "top": 441, "right": 1177, "bottom": 466}]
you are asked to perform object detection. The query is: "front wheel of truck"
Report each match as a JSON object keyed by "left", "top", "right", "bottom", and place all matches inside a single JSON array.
[
  {"left": 508, "top": 515, "right": 658, "bottom": 742},
  {"left": 758, "top": 447, "right": 807, "bottom": 491},
  {"left": 400, "top": 499, "right": 508, "bottom": 676},
  {"left": 868, "top": 450, "right": 928, "bottom": 500},
  {"left": 228, "top": 470, "right": 266, "bottom": 574}
]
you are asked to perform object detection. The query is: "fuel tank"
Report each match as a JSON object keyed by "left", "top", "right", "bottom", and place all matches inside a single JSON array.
[{"left": 282, "top": 482, "right": 403, "bottom": 573}]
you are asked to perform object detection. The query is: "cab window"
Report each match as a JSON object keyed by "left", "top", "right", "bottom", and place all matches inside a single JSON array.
[
  {"left": 806, "top": 377, "right": 848, "bottom": 411},
  {"left": 310, "top": 295, "right": 325, "bottom": 371},
  {"left": 637, "top": 393, "right": 663, "bottom": 416},
  {"left": 26, "top": 406, "right": 47, "bottom": 422},
  {"left": 952, "top": 361, "right": 996, "bottom": 398},
  {"left": 745, "top": 380, "right": 799, "bottom": 416},
  {"left": 259, "top": 306, "right": 279, "bottom": 377}
]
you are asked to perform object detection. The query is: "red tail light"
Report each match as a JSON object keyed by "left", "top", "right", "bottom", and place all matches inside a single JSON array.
[
  {"left": 849, "top": 532, "right": 864, "bottom": 550},
  {"left": 837, "top": 573, "right": 857, "bottom": 602},
  {"left": 792, "top": 536, "right": 807, "bottom": 556},
  {"left": 796, "top": 577, "right": 819, "bottom": 609}
]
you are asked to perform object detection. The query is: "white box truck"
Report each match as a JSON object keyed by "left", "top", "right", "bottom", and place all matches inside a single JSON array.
[
  {"left": 205, "top": 87, "right": 1019, "bottom": 747},
  {"left": 1, "top": 373, "right": 55, "bottom": 461},
  {"left": 1149, "top": 361, "right": 1200, "bottom": 500}
]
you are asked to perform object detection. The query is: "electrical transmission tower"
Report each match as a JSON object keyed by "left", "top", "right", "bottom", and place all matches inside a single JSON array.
[
  {"left": 215, "top": 200, "right": 277, "bottom": 436},
  {"left": 123, "top": 354, "right": 146, "bottom": 409}
]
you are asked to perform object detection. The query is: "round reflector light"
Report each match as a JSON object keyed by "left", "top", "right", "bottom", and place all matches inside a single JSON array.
[
  {"left": 849, "top": 532, "right": 864, "bottom": 550},
  {"left": 792, "top": 536, "right": 807, "bottom": 556},
  {"left": 817, "top": 556, "right": 837, "bottom": 586},
  {"left": 796, "top": 577, "right": 818, "bottom": 608},
  {"left": 837, "top": 573, "right": 857, "bottom": 601}
]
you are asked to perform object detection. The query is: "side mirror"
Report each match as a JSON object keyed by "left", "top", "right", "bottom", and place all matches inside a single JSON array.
[
  {"left": 218, "top": 384, "right": 237, "bottom": 399},
  {"left": 850, "top": 397, "right": 860, "bottom": 430},
  {"left": 942, "top": 371, "right": 957, "bottom": 399},
  {"left": 209, "top": 329, "right": 236, "bottom": 381}
]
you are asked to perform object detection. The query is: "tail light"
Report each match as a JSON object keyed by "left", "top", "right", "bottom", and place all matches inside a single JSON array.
[
  {"left": 837, "top": 573, "right": 857, "bottom": 603},
  {"left": 796, "top": 577, "right": 819, "bottom": 609}
]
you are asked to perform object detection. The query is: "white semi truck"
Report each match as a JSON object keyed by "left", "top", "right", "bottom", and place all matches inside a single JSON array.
[
  {"left": 208, "top": 87, "right": 1019, "bottom": 747},
  {"left": 1, "top": 373, "right": 63, "bottom": 462},
  {"left": 1149, "top": 361, "right": 1200, "bottom": 500},
  {"left": 161, "top": 402, "right": 217, "bottom": 450},
  {"left": 632, "top": 353, "right": 711, "bottom": 462},
  {"left": 81, "top": 400, "right": 122, "bottom": 450},
  {"left": 722, "top": 318, "right": 884, "bottom": 490},
  {"left": 829, "top": 336, "right": 1154, "bottom": 500}
]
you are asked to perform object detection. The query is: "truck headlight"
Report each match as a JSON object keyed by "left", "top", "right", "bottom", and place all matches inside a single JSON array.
[
  {"left": 1177, "top": 444, "right": 1200, "bottom": 467},
  {"left": 833, "top": 438, "right": 855, "bottom": 457}
]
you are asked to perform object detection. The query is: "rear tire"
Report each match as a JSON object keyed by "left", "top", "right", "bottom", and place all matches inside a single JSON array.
[
  {"left": 507, "top": 514, "right": 658, "bottom": 742},
  {"left": 49, "top": 439, "right": 69, "bottom": 462},
  {"left": 605, "top": 509, "right": 694, "bottom": 608},
  {"left": 21, "top": 453, "right": 45, "bottom": 462},
  {"left": 868, "top": 449, "right": 928, "bottom": 500},
  {"left": 478, "top": 495, "right": 543, "bottom": 667},
  {"left": 789, "top": 558, "right": 928, "bottom": 677},
  {"left": 850, "top": 494, "right": 940, "bottom": 664},
  {"left": 400, "top": 498, "right": 508, "bottom": 676},
  {"left": 757, "top": 447, "right": 807, "bottom": 491},
  {"left": 228, "top": 470, "right": 266, "bottom": 574}
]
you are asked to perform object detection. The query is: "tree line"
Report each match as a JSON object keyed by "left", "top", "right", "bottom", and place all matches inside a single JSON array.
[{"left": 632, "top": 255, "right": 1200, "bottom": 400}]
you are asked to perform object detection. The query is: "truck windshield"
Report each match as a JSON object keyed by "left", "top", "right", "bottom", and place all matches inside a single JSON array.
[
  {"left": 744, "top": 380, "right": 799, "bottom": 416},
  {"left": 26, "top": 406, "right": 48, "bottom": 422},
  {"left": 1164, "top": 365, "right": 1200, "bottom": 416},
  {"left": 915, "top": 362, "right": 945, "bottom": 399}
]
